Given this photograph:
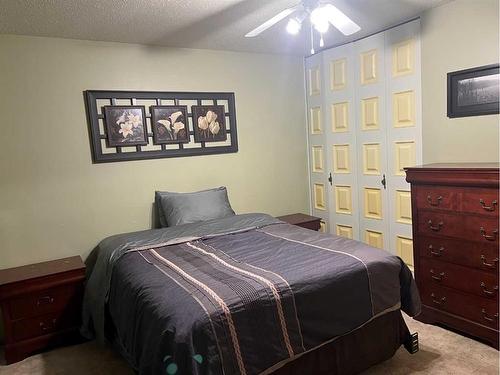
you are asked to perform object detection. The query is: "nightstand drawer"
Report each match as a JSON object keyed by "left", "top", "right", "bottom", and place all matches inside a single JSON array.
[
  {"left": 12, "top": 310, "right": 80, "bottom": 341},
  {"left": 8, "top": 284, "right": 83, "bottom": 320}
]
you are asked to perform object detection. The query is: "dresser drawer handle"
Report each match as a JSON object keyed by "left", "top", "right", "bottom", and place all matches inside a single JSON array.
[
  {"left": 428, "top": 245, "right": 444, "bottom": 256},
  {"left": 430, "top": 269, "right": 445, "bottom": 281},
  {"left": 480, "top": 227, "right": 498, "bottom": 241},
  {"left": 39, "top": 318, "right": 57, "bottom": 331},
  {"left": 481, "top": 255, "right": 499, "bottom": 269},
  {"left": 37, "top": 296, "right": 55, "bottom": 306},
  {"left": 479, "top": 199, "right": 497, "bottom": 212},
  {"left": 481, "top": 309, "right": 499, "bottom": 322},
  {"left": 480, "top": 282, "right": 499, "bottom": 296},
  {"left": 428, "top": 220, "right": 443, "bottom": 231},
  {"left": 427, "top": 195, "right": 443, "bottom": 207},
  {"left": 431, "top": 293, "right": 446, "bottom": 305}
]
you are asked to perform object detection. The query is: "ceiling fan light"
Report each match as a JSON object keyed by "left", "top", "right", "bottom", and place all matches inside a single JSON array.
[
  {"left": 310, "top": 6, "right": 329, "bottom": 33},
  {"left": 286, "top": 18, "right": 301, "bottom": 35}
]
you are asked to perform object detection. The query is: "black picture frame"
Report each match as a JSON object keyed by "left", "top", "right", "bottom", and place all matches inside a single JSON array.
[
  {"left": 150, "top": 105, "right": 190, "bottom": 144},
  {"left": 447, "top": 64, "right": 499, "bottom": 118},
  {"left": 192, "top": 105, "right": 228, "bottom": 143},
  {"left": 103, "top": 105, "right": 148, "bottom": 147},
  {"left": 84, "top": 91, "right": 238, "bottom": 163}
]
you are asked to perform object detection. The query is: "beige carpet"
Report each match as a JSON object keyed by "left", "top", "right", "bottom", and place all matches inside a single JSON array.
[{"left": 1, "top": 315, "right": 498, "bottom": 374}]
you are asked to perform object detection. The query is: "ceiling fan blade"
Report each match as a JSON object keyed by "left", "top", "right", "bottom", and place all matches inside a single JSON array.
[
  {"left": 323, "top": 3, "right": 360, "bottom": 35},
  {"left": 245, "top": 5, "right": 300, "bottom": 37}
]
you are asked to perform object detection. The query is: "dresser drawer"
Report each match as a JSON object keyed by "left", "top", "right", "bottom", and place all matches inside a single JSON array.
[
  {"left": 420, "top": 257, "right": 498, "bottom": 299},
  {"left": 12, "top": 310, "right": 79, "bottom": 341},
  {"left": 419, "top": 235, "right": 499, "bottom": 272},
  {"left": 415, "top": 186, "right": 458, "bottom": 211},
  {"left": 422, "top": 285, "right": 499, "bottom": 330},
  {"left": 8, "top": 284, "right": 83, "bottom": 320},
  {"left": 418, "top": 212, "right": 499, "bottom": 243},
  {"left": 417, "top": 211, "right": 463, "bottom": 238},
  {"left": 461, "top": 188, "right": 499, "bottom": 216}
]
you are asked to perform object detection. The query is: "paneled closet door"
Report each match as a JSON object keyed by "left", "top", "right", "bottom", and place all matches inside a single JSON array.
[
  {"left": 306, "top": 53, "right": 329, "bottom": 233},
  {"left": 354, "top": 33, "right": 390, "bottom": 250},
  {"left": 385, "top": 19, "right": 422, "bottom": 262},
  {"left": 322, "top": 44, "right": 360, "bottom": 240}
]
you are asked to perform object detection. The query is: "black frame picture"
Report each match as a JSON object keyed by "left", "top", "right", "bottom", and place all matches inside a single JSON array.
[
  {"left": 85, "top": 90, "right": 238, "bottom": 163},
  {"left": 447, "top": 64, "right": 499, "bottom": 118},
  {"left": 192, "top": 105, "right": 228, "bottom": 143},
  {"left": 103, "top": 105, "right": 148, "bottom": 147},
  {"left": 150, "top": 105, "right": 190, "bottom": 144}
]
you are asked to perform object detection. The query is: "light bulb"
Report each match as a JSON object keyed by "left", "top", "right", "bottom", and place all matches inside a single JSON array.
[
  {"left": 286, "top": 18, "right": 301, "bottom": 35},
  {"left": 310, "top": 6, "right": 330, "bottom": 34},
  {"left": 319, "top": 36, "right": 324, "bottom": 48}
]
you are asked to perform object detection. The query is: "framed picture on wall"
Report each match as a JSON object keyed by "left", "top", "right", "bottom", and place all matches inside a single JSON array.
[
  {"left": 447, "top": 64, "right": 499, "bottom": 118},
  {"left": 103, "top": 106, "right": 148, "bottom": 147},
  {"left": 150, "top": 105, "right": 190, "bottom": 144},
  {"left": 192, "top": 105, "right": 227, "bottom": 142}
]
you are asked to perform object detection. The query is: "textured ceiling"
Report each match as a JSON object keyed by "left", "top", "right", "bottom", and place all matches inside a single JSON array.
[{"left": 0, "top": 0, "right": 452, "bottom": 55}]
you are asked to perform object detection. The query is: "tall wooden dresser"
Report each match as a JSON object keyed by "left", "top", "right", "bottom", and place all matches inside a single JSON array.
[{"left": 405, "top": 163, "right": 499, "bottom": 349}]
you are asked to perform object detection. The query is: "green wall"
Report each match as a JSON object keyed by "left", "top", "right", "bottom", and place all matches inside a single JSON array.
[
  {"left": 0, "top": 35, "right": 309, "bottom": 269},
  {"left": 421, "top": 0, "right": 499, "bottom": 163}
]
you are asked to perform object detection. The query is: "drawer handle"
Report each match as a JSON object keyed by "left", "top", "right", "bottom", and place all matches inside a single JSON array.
[
  {"left": 430, "top": 269, "right": 445, "bottom": 281},
  {"left": 427, "top": 195, "right": 443, "bottom": 207},
  {"left": 479, "top": 199, "right": 497, "bottom": 212},
  {"left": 431, "top": 293, "right": 446, "bottom": 305},
  {"left": 37, "top": 296, "right": 55, "bottom": 306},
  {"left": 481, "top": 255, "right": 499, "bottom": 269},
  {"left": 39, "top": 318, "right": 57, "bottom": 331},
  {"left": 481, "top": 309, "right": 499, "bottom": 322},
  {"left": 480, "top": 282, "right": 499, "bottom": 296},
  {"left": 480, "top": 227, "right": 498, "bottom": 241},
  {"left": 428, "top": 245, "right": 444, "bottom": 257},
  {"left": 428, "top": 220, "right": 443, "bottom": 231}
]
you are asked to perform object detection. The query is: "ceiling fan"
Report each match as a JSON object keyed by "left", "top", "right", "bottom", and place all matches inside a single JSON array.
[{"left": 245, "top": 0, "right": 361, "bottom": 53}]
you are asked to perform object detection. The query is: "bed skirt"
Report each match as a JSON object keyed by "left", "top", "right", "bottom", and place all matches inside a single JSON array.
[{"left": 270, "top": 309, "right": 412, "bottom": 375}]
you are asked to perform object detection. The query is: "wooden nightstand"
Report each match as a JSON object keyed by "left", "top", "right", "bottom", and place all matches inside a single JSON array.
[
  {"left": 0, "top": 256, "right": 86, "bottom": 364},
  {"left": 277, "top": 213, "right": 322, "bottom": 231}
]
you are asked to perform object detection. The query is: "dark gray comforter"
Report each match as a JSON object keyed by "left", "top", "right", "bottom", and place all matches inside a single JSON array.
[{"left": 82, "top": 213, "right": 420, "bottom": 375}]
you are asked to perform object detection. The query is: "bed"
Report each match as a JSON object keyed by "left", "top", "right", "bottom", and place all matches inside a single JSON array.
[{"left": 81, "top": 213, "right": 421, "bottom": 375}]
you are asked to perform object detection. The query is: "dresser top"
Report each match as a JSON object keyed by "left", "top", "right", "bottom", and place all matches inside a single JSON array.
[
  {"left": 0, "top": 256, "right": 85, "bottom": 286},
  {"left": 406, "top": 163, "right": 499, "bottom": 171}
]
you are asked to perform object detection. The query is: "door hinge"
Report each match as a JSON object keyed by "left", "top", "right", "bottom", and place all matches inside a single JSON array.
[
  {"left": 381, "top": 174, "right": 387, "bottom": 189},
  {"left": 328, "top": 172, "right": 333, "bottom": 186}
]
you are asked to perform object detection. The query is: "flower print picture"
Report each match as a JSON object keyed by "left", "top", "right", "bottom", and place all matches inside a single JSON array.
[
  {"left": 192, "top": 105, "right": 227, "bottom": 143},
  {"left": 103, "top": 106, "right": 148, "bottom": 147},
  {"left": 151, "top": 106, "right": 190, "bottom": 144}
]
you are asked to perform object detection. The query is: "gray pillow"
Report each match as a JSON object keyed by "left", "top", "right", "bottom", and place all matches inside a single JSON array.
[{"left": 156, "top": 187, "right": 235, "bottom": 227}]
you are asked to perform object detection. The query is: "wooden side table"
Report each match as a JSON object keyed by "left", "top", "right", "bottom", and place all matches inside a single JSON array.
[
  {"left": 0, "top": 256, "right": 86, "bottom": 364},
  {"left": 277, "top": 213, "right": 322, "bottom": 231}
]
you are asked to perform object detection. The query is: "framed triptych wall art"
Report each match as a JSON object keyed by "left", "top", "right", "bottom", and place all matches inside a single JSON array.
[{"left": 84, "top": 90, "right": 238, "bottom": 163}]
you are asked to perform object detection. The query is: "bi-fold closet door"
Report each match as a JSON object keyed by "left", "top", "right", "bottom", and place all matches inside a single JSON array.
[{"left": 306, "top": 19, "right": 421, "bottom": 259}]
